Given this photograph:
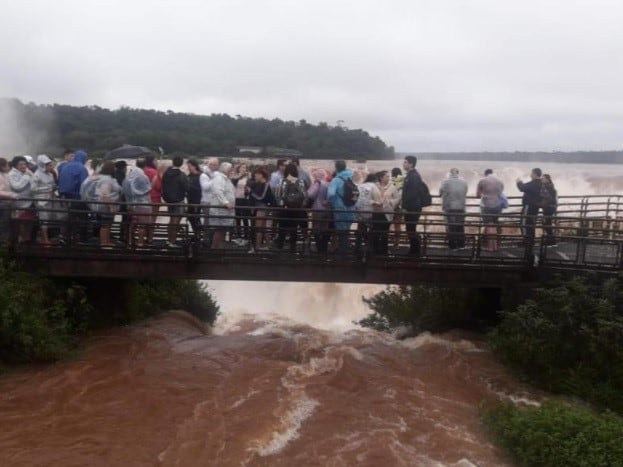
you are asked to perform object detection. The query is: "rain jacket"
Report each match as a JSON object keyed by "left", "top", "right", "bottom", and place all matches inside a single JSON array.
[
  {"left": 122, "top": 167, "right": 151, "bottom": 205},
  {"left": 0, "top": 173, "right": 17, "bottom": 200},
  {"left": 328, "top": 169, "right": 356, "bottom": 230},
  {"left": 355, "top": 181, "right": 381, "bottom": 221},
  {"left": 31, "top": 155, "right": 57, "bottom": 208},
  {"left": 81, "top": 173, "right": 121, "bottom": 212},
  {"left": 8, "top": 167, "right": 33, "bottom": 209},
  {"left": 58, "top": 150, "right": 88, "bottom": 199}
]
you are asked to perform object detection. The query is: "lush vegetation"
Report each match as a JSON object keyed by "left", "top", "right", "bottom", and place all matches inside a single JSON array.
[
  {"left": 357, "top": 285, "right": 489, "bottom": 334},
  {"left": 483, "top": 401, "right": 623, "bottom": 467},
  {"left": 0, "top": 258, "right": 219, "bottom": 365},
  {"left": 488, "top": 274, "right": 623, "bottom": 414},
  {"left": 359, "top": 277, "right": 623, "bottom": 464},
  {"left": 2, "top": 98, "right": 395, "bottom": 159},
  {"left": 0, "top": 258, "right": 93, "bottom": 363}
]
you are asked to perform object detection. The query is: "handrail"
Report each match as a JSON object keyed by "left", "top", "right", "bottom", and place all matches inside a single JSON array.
[{"left": 5, "top": 195, "right": 623, "bottom": 275}]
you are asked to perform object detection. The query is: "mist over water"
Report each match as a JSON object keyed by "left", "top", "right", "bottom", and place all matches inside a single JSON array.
[
  {"left": 208, "top": 281, "right": 384, "bottom": 333},
  {"left": 0, "top": 99, "right": 54, "bottom": 156}
]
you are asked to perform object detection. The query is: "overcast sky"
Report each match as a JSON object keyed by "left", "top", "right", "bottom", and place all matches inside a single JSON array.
[{"left": 1, "top": 0, "right": 622, "bottom": 152}]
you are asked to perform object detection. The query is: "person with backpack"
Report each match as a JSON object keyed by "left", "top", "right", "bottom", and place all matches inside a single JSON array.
[
  {"left": 401, "top": 155, "right": 429, "bottom": 256},
  {"left": 328, "top": 160, "right": 357, "bottom": 255},
  {"left": 272, "top": 162, "right": 307, "bottom": 252},
  {"left": 161, "top": 156, "right": 189, "bottom": 248},
  {"left": 516, "top": 167, "right": 545, "bottom": 247},
  {"left": 122, "top": 160, "right": 152, "bottom": 248}
]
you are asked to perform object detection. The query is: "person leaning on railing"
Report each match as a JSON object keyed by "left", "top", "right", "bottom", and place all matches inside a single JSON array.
[
  {"left": 0, "top": 157, "right": 19, "bottom": 244},
  {"left": 476, "top": 168, "right": 504, "bottom": 251}
]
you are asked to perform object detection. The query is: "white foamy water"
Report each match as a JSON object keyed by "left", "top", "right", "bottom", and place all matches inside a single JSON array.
[{"left": 208, "top": 280, "right": 384, "bottom": 333}]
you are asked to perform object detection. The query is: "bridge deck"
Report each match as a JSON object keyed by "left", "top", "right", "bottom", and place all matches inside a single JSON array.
[{"left": 8, "top": 196, "right": 623, "bottom": 286}]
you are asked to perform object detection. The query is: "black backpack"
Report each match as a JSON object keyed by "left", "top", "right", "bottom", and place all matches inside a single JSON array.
[
  {"left": 282, "top": 179, "right": 306, "bottom": 208},
  {"left": 418, "top": 180, "right": 432, "bottom": 207},
  {"left": 341, "top": 177, "right": 359, "bottom": 207}
]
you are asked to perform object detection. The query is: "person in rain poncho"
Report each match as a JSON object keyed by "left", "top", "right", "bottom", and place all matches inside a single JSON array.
[
  {"left": 31, "top": 154, "right": 59, "bottom": 244},
  {"left": 8, "top": 156, "right": 34, "bottom": 243},
  {"left": 122, "top": 159, "right": 152, "bottom": 248}
]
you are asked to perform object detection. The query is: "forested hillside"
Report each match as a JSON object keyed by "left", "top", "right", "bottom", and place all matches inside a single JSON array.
[{"left": 1, "top": 98, "right": 394, "bottom": 159}]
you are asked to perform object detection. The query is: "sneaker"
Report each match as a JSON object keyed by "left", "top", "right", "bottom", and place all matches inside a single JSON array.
[
  {"left": 167, "top": 242, "right": 182, "bottom": 249},
  {"left": 247, "top": 247, "right": 256, "bottom": 254}
]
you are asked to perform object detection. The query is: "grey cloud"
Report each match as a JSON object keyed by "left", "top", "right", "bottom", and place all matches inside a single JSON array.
[{"left": 1, "top": 0, "right": 623, "bottom": 152}]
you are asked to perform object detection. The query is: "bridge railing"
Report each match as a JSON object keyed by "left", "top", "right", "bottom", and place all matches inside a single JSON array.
[{"left": 5, "top": 195, "right": 623, "bottom": 272}]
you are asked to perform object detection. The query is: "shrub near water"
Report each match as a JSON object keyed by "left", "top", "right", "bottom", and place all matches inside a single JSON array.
[
  {"left": 484, "top": 402, "right": 623, "bottom": 467},
  {"left": 0, "top": 259, "right": 92, "bottom": 363},
  {"left": 357, "top": 285, "right": 480, "bottom": 333},
  {"left": 488, "top": 275, "right": 623, "bottom": 414}
]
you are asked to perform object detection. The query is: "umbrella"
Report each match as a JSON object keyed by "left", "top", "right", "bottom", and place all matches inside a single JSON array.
[{"left": 104, "top": 144, "right": 152, "bottom": 160}]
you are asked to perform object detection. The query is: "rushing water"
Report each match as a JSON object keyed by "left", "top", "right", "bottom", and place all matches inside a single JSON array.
[
  {"left": 0, "top": 310, "right": 539, "bottom": 466},
  {"left": 0, "top": 161, "right": 621, "bottom": 466}
]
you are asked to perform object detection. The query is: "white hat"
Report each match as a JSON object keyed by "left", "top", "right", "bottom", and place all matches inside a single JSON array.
[
  {"left": 23, "top": 155, "right": 34, "bottom": 164},
  {"left": 37, "top": 154, "right": 52, "bottom": 165}
]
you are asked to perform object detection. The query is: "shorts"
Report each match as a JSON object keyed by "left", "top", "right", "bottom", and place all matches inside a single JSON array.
[
  {"left": 130, "top": 205, "right": 152, "bottom": 225},
  {"left": 481, "top": 206, "right": 501, "bottom": 224},
  {"left": 14, "top": 209, "right": 36, "bottom": 220},
  {"left": 167, "top": 204, "right": 185, "bottom": 216},
  {"left": 97, "top": 213, "right": 115, "bottom": 225}
]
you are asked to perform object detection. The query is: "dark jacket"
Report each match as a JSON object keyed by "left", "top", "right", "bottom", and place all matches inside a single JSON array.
[
  {"left": 402, "top": 169, "right": 423, "bottom": 212},
  {"left": 58, "top": 151, "right": 88, "bottom": 199},
  {"left": 516, "top": 178, "right": 542, "bottom": 206},
  {"left": 161, "top": 167, "right": 188, "bottom": 203},
  {"left": 187, "top": 173, "right": 202, "bottom": 204},
  {"left": 247, "top": 180, "right": 276, "bottom": 206}
]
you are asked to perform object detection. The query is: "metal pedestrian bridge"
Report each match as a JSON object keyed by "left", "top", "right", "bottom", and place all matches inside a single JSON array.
[{"left": 7, "top": 195, "right": 623, "bottom": 287}]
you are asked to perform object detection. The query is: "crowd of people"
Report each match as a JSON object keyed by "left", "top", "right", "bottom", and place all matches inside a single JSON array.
[{"left": 0, "top": 150, "right": 558, "bottom": 255}]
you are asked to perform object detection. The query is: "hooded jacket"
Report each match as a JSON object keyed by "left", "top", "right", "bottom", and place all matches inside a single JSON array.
[
  {"left": 122, "top": 167, "right": 151, "bottom": 205},
  {"left": 161, "top": 166, "right": 188, "bottom": 203},
  {"left": 8, "top": 167, "right": 33, "bottom": 209},
  {"left": 31, "top": 155, "right": 57, "bottom": 206},
  {"left": 328, "top": 169, "right": 356, "bottom": 229},
  {"left": 58, "top": 150, "right": 88, "bottom": 199}
]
